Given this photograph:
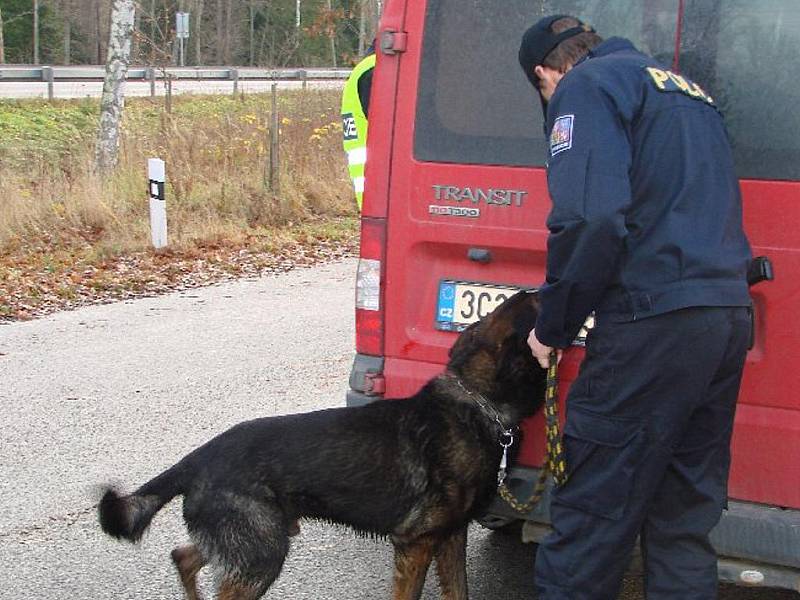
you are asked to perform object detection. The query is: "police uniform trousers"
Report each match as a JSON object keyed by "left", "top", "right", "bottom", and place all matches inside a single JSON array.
[{"left": 535, "top": 305, "right": 751, "bottom": 600}]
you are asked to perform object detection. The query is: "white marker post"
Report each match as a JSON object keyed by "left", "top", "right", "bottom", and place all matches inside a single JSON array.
[{"left": 148, "top": 158, "right": 168, "bottom": 249}]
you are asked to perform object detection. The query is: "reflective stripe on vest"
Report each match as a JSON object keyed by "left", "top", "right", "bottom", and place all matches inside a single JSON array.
[
  {"left": 347, "top": 147, "right": 367, "bottom": 166},
  {"left": 341, "top": 53, "right": 376, "bottom": 211}
]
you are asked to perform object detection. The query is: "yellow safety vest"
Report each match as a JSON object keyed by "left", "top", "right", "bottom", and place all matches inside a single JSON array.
[{"left": 341, "top": 53, "right": 376, "bottom": 211}]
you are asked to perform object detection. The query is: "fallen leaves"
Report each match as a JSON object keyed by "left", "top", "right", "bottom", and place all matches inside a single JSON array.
[{"left": 0, "top": 220, "right": 359, "bottom": 323}]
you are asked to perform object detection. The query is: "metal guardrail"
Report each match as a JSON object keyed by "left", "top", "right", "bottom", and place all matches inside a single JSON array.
[
  {"left": 0, "top": 65, "right": 351, "bottom": 82},
  {"left": 0, "top": 65, "right": 351, "bottom": 99}
]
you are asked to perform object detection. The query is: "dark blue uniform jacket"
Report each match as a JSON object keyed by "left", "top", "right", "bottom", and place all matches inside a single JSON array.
[{"left": 535, "top": 37, "right": 752, "bottom": 348}]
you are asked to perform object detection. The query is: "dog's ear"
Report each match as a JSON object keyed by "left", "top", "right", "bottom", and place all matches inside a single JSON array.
[
  {"left": 448, "top": 320, "right": 479, "bottom": 358},
  {"left": 484, "top": 290, "right": 539, "bottom": 340},
  {"left": 512, "top": 292, "right": 539, "bottom": 338}
]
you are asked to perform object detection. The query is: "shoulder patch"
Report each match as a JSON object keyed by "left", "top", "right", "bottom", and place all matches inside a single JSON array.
[{"left": 550, "top": 114, "right": 574, "bottom": 156}]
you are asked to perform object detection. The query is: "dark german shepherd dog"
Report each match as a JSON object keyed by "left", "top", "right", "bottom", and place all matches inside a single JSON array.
[{"left": 98, "top": 291, "right": 546, "bottom": 599}]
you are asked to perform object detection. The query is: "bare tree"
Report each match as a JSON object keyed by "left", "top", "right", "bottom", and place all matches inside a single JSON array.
[
  {"left": 193, "top": 0, "right": 204, "bottom": 64},
  {"left": 0, "top": 7, "right": 5, "bottom": 65},
  {"left": 214, "top": 0, "right": 224, "bottom": 63},
  {"left": 358, "top": 0, "right": 366, "bottom": 56},
  {"left": 33, "top": 0, "right": 40, "bottom": 64},
  {"left": 59, "top": 0, "right": 74, "bottom": 66},
  {"left": 95, "top": 0, "right": 136, "bottom": 173},
  {"left": 326, "top": 0, "right": 336, "bottom": 67},
  {"left": 248, "top": 0, "right": 254, "bottom": 65}
]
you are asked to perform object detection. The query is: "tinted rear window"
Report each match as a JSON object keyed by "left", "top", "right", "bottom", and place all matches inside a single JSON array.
[
  {"left": 414, "top": 0, "right": 678, "bottom": 167},
  {"left": 679, "top": 0, "right": 800, "bottom": 181}
]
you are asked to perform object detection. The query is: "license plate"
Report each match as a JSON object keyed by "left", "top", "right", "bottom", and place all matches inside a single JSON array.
[
  {"left": 435, "top": 280, "right": 523, "bottom": 332},
  {"left": 435, "top": 279, "right": 595, "bottom": 344}
]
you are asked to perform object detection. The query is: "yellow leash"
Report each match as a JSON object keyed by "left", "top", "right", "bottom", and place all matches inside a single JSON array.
[{"left": 498, "top": 350, "right": 568, "bottom": 514}]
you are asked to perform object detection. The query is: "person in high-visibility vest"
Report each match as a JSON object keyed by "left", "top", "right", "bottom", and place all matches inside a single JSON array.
[{"left": 341, "top": 49, "right": 376, "bottom": 211}]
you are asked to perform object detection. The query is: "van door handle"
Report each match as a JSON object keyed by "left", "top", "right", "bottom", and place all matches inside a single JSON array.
[
  {"left": 746, "top": 256, "right": 774, "bottom": 350},
  {"left": 747, "top": 256, "right": 774, "bottom": 287}
]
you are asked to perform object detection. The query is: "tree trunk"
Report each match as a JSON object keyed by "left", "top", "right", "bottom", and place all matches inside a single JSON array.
[
  {"left": 95, "top": 0, "right": 136, "bottom": 173},
  {"left": 249, "top": 1, "right": 255, "bottom": 66},
  {"left": 0, "top": 7, "right": 5, "bottom": 65},
  {"left": 149, "top": 0, "right": 156, "bottom": 63},
  {"left": 215, "top": 0, "right": 223, "bottom": 63},
  {"left": 95, "top": 0, "right": 103, "bottom": 64},
  {"left": 358, "top": 0, "right": 365, "bottom": 56},
  {"left": 194, "top": 0, "right": 203, "bottom": 65},
  {"left": 224, "top": 1, "right": 232, "bottom": 64},
  {"left": 326, "top": 0, "right": 336, "bottom": 67},
  {"left": 64, "top": 18, "right": 71, "bottom": 65},
  {"left": 131, "top": 8, "right": 139, "bottom": 63},
  {"left": 33, "top": 0, "right": 40, "bottom": 64}
]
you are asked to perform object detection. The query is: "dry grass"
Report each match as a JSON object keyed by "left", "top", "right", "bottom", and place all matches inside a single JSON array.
[
  {"left": 0, "top": 90, "right": 359, "bottom": 320},
  {"left": 0, "top": 89, "right": 355, "bottom": 253}
]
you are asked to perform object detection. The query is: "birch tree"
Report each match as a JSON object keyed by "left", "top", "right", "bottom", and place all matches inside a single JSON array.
[
  {"left": 95, "top": 0, "right": 136, "bottom": 173},
  {"left": 0, "top": 7, "right": 5, "bottom": 65}
]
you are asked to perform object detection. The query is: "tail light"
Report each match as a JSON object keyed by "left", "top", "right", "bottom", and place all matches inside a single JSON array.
[{"left": 355, "top": 217, "right": 386, "bottom": 356}]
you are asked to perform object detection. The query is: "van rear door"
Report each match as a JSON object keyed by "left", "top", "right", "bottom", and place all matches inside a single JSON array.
[
  {"left": 677, "top": 0, "right": 800, "bottom": 511},
  {"left": 379, "top": 0, "right": 680, "bottom": 454},
  {"left": 377, "top": 0, "right": 800, "bottom": 512}
]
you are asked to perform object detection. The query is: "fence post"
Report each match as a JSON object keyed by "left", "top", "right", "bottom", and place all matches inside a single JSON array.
[
  {"left": 42, "top": 66, "right": 54, "bottom": 101},
  {"left": 147, "top": 67, "right": 156, "bottom": 98},
  {"left": 147, "top": 158, "right": 168, "bottom": 249},
  {"left": 268, "top": 82, "right": 280, "bottom": 194},
  {"left": 230, "top": 68, "right": 239, "bottom": 96},
  {"left": 166, "top": 75, "right": 173, "bottom": 113}
]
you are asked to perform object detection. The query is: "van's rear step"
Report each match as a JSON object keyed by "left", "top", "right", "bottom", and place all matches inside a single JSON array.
[
  {"left": 485, "top": 467, "right": 800, "bottom": 592},
  {"left": 347, "top": 353, "right": 384, "bottom": 407}
]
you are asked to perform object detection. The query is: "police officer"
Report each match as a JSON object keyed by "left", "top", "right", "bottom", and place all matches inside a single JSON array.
[
  {"left": 341, "top": 46, "right": 376, "bottom": 211},
  {"left": 518, "top": 15, "right": 752, "bottom": 600}
]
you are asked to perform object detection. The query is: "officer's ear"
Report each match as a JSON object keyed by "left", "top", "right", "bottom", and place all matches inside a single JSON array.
[{"left": 533, "top": 65, "right": 545, "bottom": 86}]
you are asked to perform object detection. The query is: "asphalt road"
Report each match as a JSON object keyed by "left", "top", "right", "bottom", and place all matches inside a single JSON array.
[{"left": 0, "top": 258, "right": 796, "bottom": 599}]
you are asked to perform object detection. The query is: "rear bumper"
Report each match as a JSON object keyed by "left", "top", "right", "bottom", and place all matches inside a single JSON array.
[
  {"left": 346, "top": 389, "right": 376, "bottom": 407},
  {"left": 489, "top": 466, "right": 800, "bottom": 592},
  {"left": 345, "top": 356, "right": 800, "bottom": 590},
  {"left": 347, "top": 353, "right": 385, "bottom": 407}
]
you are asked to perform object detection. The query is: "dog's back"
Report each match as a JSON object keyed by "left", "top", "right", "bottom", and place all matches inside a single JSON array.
[{"left": 97, "top": 290, "right": 545, "bottom": 599}]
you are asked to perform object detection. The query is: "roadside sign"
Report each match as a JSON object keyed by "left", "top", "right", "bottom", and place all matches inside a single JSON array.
[{"left": 176, "top": 12, "right": 190, "bottom": 39}]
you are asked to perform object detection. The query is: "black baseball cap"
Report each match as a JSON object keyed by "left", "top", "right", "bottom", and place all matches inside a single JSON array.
[{"left": 518, "top": 15, "right": 595, "bottom": 88}]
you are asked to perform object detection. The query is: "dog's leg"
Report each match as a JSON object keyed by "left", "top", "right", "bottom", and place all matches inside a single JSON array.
[
  {"left": 392, "top": 537, "right": 436, "bottom": 600},
  {"left": 434, "top": 526, "right": 468, "bottom": 600},
  {"left": 171, "top": 544, "right": 207, "bottom": 600},
  {"left": 216, "top": 579, "right": 267, "bottom": 600},
  {"left": 287, "top": 518, "right": 300, "bottom": 537}
]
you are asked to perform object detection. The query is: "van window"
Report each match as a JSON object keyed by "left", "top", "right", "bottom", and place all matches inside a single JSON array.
[
  {"left": 414, "top": 1, "right": 679, "bottom": 167},
  {"left": 679, "top": 0, "right": 800, "bottom": 181}
]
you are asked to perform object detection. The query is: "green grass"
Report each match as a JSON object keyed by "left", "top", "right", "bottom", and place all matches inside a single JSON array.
[{"left": 0, "top": 99, "right": 99, "bottom": 167}]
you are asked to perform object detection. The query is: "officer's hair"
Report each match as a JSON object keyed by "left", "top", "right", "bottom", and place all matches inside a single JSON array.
[{"left": 544, "top": 17, "right": 604, "bottom": 73}]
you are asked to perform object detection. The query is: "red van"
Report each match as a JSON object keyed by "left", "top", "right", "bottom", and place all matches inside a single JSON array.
[{"left": 346, "top": 0, "right": 800, "bottom": 590}]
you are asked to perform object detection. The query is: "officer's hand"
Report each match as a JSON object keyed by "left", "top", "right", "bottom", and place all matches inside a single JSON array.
[{"left": 527, "top": 329, "right": 563, "bottom": 370}]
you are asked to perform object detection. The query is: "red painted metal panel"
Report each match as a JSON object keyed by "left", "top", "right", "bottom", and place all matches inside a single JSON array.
[{"left": 374, "top": 0, "right": 800, "bottom": 511}]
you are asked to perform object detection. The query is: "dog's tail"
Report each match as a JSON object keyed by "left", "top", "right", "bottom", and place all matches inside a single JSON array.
[{"left": 98, "top": 462, "right": 188, "bottom": 543}]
